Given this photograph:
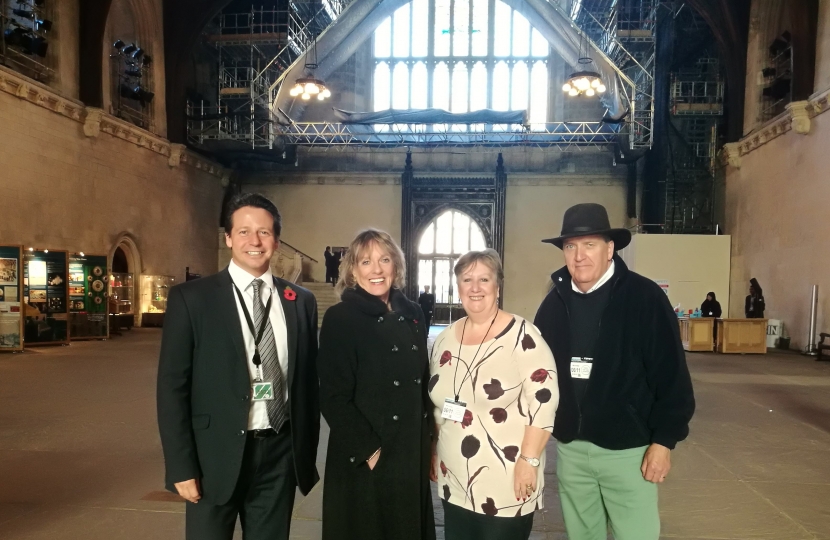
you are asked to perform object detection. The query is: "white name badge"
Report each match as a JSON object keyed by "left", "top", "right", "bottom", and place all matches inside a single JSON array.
[
  {"left": 441, "top": 398, "right": 468, "bottom": 422},
  {"left": 252, "top": 381, "right": 275, "bottom": 401},
  {"left": 570, "top": 357, "right": 593, "bottom": 380}
]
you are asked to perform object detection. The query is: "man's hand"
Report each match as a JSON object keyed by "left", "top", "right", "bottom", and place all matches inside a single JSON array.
[
  {"left": 174, "top": 478, "right": 202, "bottom": 503},
  {"left": 367, "top": 449, "right": 381, "bottom": 470},
  {"left": 641, "top": 443, "right": 671, "bottom": 483}
]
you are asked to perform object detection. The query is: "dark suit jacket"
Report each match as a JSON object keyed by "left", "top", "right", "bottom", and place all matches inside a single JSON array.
[{"left": 157, "top": 268, "right": 320, "bottom": 505}]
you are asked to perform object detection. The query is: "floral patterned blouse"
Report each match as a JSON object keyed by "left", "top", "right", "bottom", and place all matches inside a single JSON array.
[{"left": 429, "top": 315, "right": 559, "bottom": 517}]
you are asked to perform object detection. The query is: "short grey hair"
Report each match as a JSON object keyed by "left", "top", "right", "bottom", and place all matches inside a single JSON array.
[{"left": 453, "top": 249, "right": 504, "bottom": 291}]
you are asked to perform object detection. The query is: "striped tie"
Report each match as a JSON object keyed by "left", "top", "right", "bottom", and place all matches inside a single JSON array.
[{"left": 251, "top": 279, "right": 287, "bottom": 432}]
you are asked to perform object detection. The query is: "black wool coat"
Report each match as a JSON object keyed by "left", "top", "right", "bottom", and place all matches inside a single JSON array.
[
  {"left": 318, "top": 286, "right": 436, "bottom": 540},
  {"left": 534, "top": 256, "right": 695, "bottom": 451}
]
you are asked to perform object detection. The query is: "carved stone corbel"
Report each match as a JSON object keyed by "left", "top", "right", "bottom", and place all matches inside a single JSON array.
[
  {"left": 168, "top": 143, "right": 186, "bottom": 168},
  {"left": 787, "top": 101, "right": 811, "bottom": 134},
  {"left": 83, "top": 107, "right": 104, "bottom": 138},
  {"left": 721, "top": 142, "right": 742, "bottom": 169}
]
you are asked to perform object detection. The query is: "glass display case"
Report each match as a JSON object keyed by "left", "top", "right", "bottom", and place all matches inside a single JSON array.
[
  {"left": 141, "top": 275, "right": 174, "bottom": 327},
  {"left": 109, "top": 273, "right": 134, "bottom": 315}
]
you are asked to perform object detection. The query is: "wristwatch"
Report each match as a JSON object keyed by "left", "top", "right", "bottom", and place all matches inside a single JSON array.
[{"left": 519, "top": 454, "right": 540, "bottom": 467}]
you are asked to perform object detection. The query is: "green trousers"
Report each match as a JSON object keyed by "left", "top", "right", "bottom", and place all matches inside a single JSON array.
[{"left": 556, "top": 440, "right": 659, "bottom": 540}]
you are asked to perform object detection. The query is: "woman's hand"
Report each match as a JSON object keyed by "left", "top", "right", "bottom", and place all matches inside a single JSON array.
[
  {"left": 513, "top": 458, "right": 537, "bottom": 501},
  {"left": 429, "top": 444, "right": 438, "bottom": 482},
  {"left": 367, "top": 448, "right": 381, "bottom": 470}
]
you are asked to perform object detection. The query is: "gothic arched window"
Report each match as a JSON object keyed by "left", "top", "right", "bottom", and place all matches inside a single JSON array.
[{"left": 372, "top": 0, "right": 550, "bottom": 125}]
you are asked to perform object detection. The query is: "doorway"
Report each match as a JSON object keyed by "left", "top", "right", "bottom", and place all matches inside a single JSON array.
[{"left": 416, "top": 210, "right": 486, "bottom": 324}]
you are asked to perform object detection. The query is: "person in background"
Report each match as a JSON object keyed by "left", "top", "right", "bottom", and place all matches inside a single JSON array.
[
  {"left": 700, "top": 292, "right": 722, "bottom": 318},
  {"left": 324, "top": 246, "right": 335, "bottom": 284},
  {"left": 429, "top": 249, "right": 558, "bottom": 540},
  {"left": 418, "top": 285, "right": 436, "bottom": 330},
  {"left": 745, "top": 278, "right": 766, "bottom": 318},
  {"left": 317, "top": 229, "right": 435, "bottom": 540}
]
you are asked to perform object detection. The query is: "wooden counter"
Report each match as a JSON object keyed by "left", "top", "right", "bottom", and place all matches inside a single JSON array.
[
  {"left": 715, "top": 318, "right": 768, "bottom": 354},
  {"left": 679, "top": 317, "right": 714, "bottom": 352}
]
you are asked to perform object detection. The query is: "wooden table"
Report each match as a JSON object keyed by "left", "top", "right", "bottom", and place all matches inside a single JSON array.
[
  {"left": 679, "top": 317, "right": 714, "bottom": 352},
  {"left": 716, "top": 318, "right": 768, "bottom": 354}
]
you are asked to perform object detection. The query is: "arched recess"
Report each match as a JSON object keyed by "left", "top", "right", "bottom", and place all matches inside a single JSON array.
[
  {"left": 103, "top": 0, "right": 168, "bottom": 136},
  {"left": 109, "top": 233, "right": 142, "bottom": 326},
  {"left": 415, "top": 209, "right": 488, "bottom": 324},
  {"left": 400, "top": 153, "right": 506, "bottom": 303}
]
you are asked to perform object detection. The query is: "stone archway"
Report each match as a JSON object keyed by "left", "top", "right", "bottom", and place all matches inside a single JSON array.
[{"left": 109, "top": 233, "right": 142, "bottom": 326}]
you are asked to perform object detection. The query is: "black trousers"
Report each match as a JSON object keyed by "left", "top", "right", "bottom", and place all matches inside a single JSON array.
[
  {"left": 442, "top": 500, "right": 534, "bottom": 540},
  {"left": 185, "top": 430, "right": 296, "bottom": 540}
]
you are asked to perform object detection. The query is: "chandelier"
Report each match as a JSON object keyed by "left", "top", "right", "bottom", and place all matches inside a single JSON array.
[
  {"left": 288, "top": 36, "right": 332, "bottom": 101},
  {"left": 563, "top": 30, "right": 606, "bottom": 97},
  {"left": 563, "top": 68, "right": 606, "bottom": 97},
  {"left": 289, "top": 77, "right": 331, "bottom": 101}
]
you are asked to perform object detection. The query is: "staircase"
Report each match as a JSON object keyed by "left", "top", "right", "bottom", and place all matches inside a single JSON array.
[{"left": 303, "top": 281, "right": 340, "bottom": 326}]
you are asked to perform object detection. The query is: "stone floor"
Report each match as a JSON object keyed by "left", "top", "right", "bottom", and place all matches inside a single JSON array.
[{"left": 1, "top": 328, "right": 830, "bottom": 539}]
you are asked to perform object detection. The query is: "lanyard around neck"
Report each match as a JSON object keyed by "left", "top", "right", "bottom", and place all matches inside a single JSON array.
[{"left": 233, "top": 283, "right": 273, "bottom": 367}]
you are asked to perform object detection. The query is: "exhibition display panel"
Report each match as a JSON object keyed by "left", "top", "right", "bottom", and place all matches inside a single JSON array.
[
  {"left": 140, "top": 275, "right": 174, "bottom": 327},
  {"left": 69, "top": 255, "right": 109, "bottom": 340},
  {"left": 23, "top": 249, "right": 70, "bottom": 345},
  {"left": 109, "top": 272, "right": 135, "bottom": 331},
  {"left": 0, "top": 246, "right": 24, "bottom": 352}
]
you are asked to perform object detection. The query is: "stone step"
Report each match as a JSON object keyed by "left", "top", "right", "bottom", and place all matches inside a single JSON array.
[{"left": 302, "top": 281, "right": 340, "bottom": 325}]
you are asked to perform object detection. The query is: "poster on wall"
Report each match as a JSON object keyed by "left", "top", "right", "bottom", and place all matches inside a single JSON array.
[
  {"left": 23, "top": 250, "right": 69, "bottom": 345},
  {"left": 69, "top": 255, "right": 109, "bottom": 340},
  {"left": 0, "top": 246, "right": 23, "bottom": 351}
]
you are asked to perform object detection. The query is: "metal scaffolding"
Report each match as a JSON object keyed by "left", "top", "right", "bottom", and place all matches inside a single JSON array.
[
  {"left": 0, "top": 0, "right": 53, "bottom": 82},
  {"left": 277, "top": 121, "right": 620, "bottom": 149},
  {"left": 665, "top": 58, "right": 724, "bottom": 234},
  {"left": 187, "top": 2, "right": 346, "bottom": 150},
  {"left": 571, "top": 0, "right": 657, "bottom": 150}
]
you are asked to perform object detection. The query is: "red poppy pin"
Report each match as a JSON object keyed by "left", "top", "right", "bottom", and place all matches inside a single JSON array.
[{"left": 283, "top": 286, "right": 297, "bottom": 301}]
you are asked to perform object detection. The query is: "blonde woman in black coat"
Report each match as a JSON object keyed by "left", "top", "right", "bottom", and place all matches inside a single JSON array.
[{"left": 318, "top": 229, "right": 436, "bottom": 540}]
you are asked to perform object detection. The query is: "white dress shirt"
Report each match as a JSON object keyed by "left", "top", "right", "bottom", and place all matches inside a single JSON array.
[
  {"left": 572, "top": 260, "right": 615, "bottom": 295},
  {"left": 228, "top": 260, "right": 289, "bottom": 430}
]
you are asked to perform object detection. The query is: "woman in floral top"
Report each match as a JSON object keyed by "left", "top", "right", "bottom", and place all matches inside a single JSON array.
[{"left": 429, "top": 249, "right": 559, "bottom": 540}]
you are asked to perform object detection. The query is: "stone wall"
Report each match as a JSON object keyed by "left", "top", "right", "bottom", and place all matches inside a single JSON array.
[{"left": 0, "top": 68, "right": 224, "bottom": 285}]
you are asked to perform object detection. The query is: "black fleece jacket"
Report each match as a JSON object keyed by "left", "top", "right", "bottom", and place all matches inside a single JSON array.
[{"left": 534, "top": 255, "right": 695, "bottom": 450}]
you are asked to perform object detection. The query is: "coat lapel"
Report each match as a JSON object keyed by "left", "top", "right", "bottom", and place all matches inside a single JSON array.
[
  {"left": 216, "top": 269, "right": 249, "bottom": 375},
  {"left": 274, "top": 278, "right": 299, "bottom": 391}
]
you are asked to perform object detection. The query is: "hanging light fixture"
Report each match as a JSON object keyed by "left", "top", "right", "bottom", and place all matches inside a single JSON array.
[
  {"left": 563, "top": 29, "right": 606, "bottom": 98},
  {"left": 289, "top": 35, "right": 332, "bottom": 102}
]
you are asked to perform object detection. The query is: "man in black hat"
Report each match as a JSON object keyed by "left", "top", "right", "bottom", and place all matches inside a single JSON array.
[{"left": 533, "top": 203, "right": 695, "bottom": 540}]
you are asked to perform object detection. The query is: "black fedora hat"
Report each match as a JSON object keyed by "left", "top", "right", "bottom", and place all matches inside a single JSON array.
[{"left": 542, "top": 203, "right": 631, "bottom": 250}]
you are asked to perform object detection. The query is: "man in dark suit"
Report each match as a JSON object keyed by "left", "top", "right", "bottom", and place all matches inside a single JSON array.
[
  {"left": 417, "top": 285, "right": 435, "bottom": 329},
  {"left": 157, "top": 192, "right": 320, "bottom": 540},
  {"left": 324, "top": 246, "right": 334, "bottom": 284}
]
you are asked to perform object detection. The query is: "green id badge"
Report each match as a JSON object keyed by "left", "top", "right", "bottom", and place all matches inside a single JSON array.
[{"left": 252, "top": 381, "right": 275, "bottom": 401}]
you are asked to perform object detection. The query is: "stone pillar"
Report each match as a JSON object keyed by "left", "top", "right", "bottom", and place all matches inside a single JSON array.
[{"left": 55, "top": 0, "right": 81, "bottom": 99}]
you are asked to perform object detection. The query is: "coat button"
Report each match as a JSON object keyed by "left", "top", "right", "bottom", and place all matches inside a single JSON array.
[
  {"left": 393, "top": 380, "right": 400, "bottom": 386},
  {"left": 378, "top": 316, "right": 384, "bottom": 322},
  {"left": 349, "top": 457, "right": 355, "bottom": 463},
  {"left": 414, "top": 378, "right": 422, "bottom": 384},
  {"left": 423, "top": 412, "right": 428, "bottom": 418},
  {"left": 238, "top": 430, "right": 246, "bottom": 436},
  {"left": 399, "top": 316, "right": 404, "bottom": 322},
  {"left": 392, "top": 345, "right": 399, "bottom": 352},
  {"left": 411, "top": 344, "right": 419, "bottom": 351},
  {"left": 242, "top": 395, "right": 249, "bottom": 401},
  {"left": 392, "top": 415, "right": 399, "bottom": 421}
]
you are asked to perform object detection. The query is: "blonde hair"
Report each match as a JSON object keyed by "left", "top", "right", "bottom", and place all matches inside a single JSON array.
[
  {"left": 335, "top": 229, "right": 407, "bottom": 297},
  {"left": 453, "top": 249, "right": 504, "bottom": 291}
]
